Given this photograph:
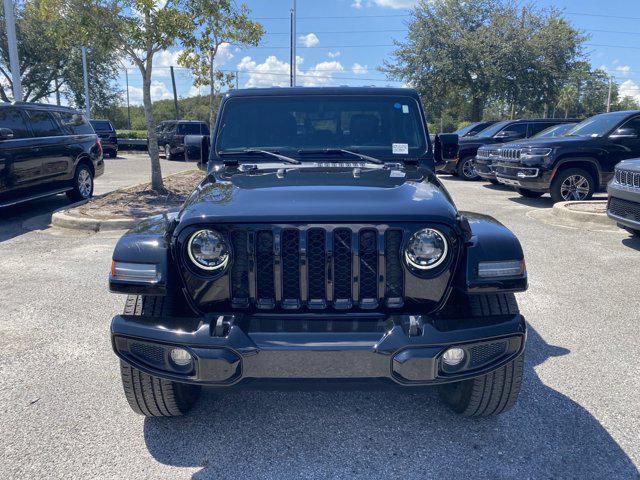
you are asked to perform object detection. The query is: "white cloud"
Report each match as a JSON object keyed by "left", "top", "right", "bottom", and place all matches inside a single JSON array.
[
  {"left": 352, "top": 63, "right": 368, "bottom": 75},
  {"left": 237, "top": 56, "right": 344, "bottom": 88},
  {"left": 327, "top": 51, "right": 341, "bottom": 58},
  {"left": 619, "top": 79, "right": 640, "bottom": 103},
  {"left": 125, "top": 80, "right": 173, "bottom": 105},
  {"left": 616, "top": 65, "right": 631, "bottom": 77},
  {"left": 352, "top": 0, "right": 417, "bottom": 8},
  {"left": 301, "top": 61, "right": 344, "bottom": 86},
  {"left": 373, "top": 0, "right": 417, "bottom": 7},
  {"left": 299, "top": 33, "right": 319, "bottom": 48}
]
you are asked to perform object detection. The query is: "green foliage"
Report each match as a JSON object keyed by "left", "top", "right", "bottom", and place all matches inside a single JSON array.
[
  {"left": 116, "top": 129, "right": 148, "bottom": 139},
  {"left": 0, "top": 0, "right": 120, "bottom": 106},
  {"left": 382, "top": 0, "right": 587, "bottom": 123}
]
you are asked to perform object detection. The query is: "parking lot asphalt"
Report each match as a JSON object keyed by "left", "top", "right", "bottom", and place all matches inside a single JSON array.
[{"left": 1, "top": 158, "right": 638, "bottom": 479}]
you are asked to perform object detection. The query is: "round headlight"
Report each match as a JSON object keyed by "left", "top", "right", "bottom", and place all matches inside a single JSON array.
[
  {"left": 405, "top": 228, "right": 448, "bottom": 270},
  {"left": 187, "top": 229, "right": 229, "bottom": 271}
]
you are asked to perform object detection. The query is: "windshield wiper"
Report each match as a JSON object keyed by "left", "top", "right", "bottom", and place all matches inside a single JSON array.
[
  {"left": 218, "top": 149, "right": 301, "bottom": 165},
  {"left": 298, "top": 148, "right": 385, "bottom": 165}
]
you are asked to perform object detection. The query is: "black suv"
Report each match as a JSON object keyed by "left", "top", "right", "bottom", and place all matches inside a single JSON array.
[
  {"left": 109, "top": 87, "right": 528, "bottom": 418},
  {"left": 90, "top": 119, "right": 118, "bottom": 158},
  {"left": 157, "top": 120, "right": 209, "bottom": 160},
  {"left": 440, "top": 118, "right": 578, "bottom": 180},
  {"left": 0, "top": 102, "right": 104, "bottom": 208},
  {"left": 453, "top": 120, "right": 497, "bottom": 138},
  {"left": 607, "top": 158, "right": 640, "bottom": 236},
  {"left": 491, "top": 111, "right": 640, "bottom": 202}
]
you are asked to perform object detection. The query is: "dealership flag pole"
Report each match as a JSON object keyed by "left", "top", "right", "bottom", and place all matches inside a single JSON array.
[
  {"left": 3, "top": 0, "right": 22, "bottom": 101},
  {"left": 81, "top": 46, "right": 91, "bottom": 119}
]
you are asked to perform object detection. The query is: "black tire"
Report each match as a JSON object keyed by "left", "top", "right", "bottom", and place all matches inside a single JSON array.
[
  {"left": 623, "top": 227, "right": 640, "bottom": 237},
  {"left": 489, "top": 178, "right": 501, "bottom": 185},
  {"left": 119, "top": 295, "right": 201, "bottom": 417},
  {"left": 457, "top": 157, "right": 480, "bottom": 181},
  {"left": 439, "top": 293, "right": 524, "bottom": 417},
  {"left": 66, "top": 163, "right": 94, "bottom": 202},
  {"left": 515, "top": 187, "right": 544, "bottom": 198},
  {"left": 550, "top": 167, "right": 595, "bottom": 203},
  {"left": 108, "top": 150, "right": 118, "bottom": 159}
]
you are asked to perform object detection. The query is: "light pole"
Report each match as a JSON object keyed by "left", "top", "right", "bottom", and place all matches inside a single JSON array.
[
  {"left": 3, "top": 0, "right": 22, "bottom": 101},
  {"left": 290, "top": 0, "right": 297, "bottom": 87},
  {"left": 81, "top": 46, "right": 91, "bottom": 119}
]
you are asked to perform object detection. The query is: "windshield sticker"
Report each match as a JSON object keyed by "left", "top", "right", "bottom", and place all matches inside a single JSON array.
[
  {"left": 392, "top": 143, "right": 409, "bottom": 155},
  {"left": 402, "top": 105, "right": 409, "bottom": 114},
  {"left": 390, "top": 170, "right": 406, "bottom": 178}
]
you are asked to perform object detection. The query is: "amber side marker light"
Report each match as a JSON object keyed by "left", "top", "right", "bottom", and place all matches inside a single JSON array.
[{"left": 110, "top": 261, "right": 160, "bottom": 283}]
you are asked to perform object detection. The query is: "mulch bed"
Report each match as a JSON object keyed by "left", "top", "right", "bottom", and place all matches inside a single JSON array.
[{"left": 69, "top": 170, "right": 205, "bottom": 220}]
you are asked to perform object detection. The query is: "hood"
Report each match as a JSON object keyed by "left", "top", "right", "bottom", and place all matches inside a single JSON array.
[
  {"left": 177, "top": 166, "right": 458, "bottom": 227},
  {"left": 617, "top": 158, "right": 640, "bottom": 172}
]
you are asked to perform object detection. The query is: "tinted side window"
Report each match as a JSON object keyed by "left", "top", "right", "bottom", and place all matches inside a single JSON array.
[
  {"left": 619, "top": 116, "right": 640, "bottom": 133},
  {"left": 56, "top": 112, "right": 94, "bottom": 135},
  {"left": 0, "top": 108, "right": 30, "bottom": 138},
  {"left": 498, "top": 123, "right": 527, "bottom": 138},
  {"left": 529, "top": 122, "right": 555, "bottom": 136},
  {"left": 177, "top": 123, "right": 202, "bottom": 135},
  {"left": 27, "top": 110, "right": 63, "bottom": 137}
]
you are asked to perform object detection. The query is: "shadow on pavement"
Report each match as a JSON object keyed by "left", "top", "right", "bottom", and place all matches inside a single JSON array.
[
  {"left": 508, "top": 195, "right": 554, "bottom": 209},
  {"left": 621, "top": 234, "right": 640, "bottom": 251},
  {"left": 0, "top": 193, "right": 70, "bottom": 243},
  {"left": 143, "top": 326, "right": 638, "bottom": 479},
  {"left": 482, "top": 182, "right": 513, "bottom": 191}
]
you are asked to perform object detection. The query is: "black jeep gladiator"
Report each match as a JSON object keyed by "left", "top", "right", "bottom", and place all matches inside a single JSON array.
[
  {"left": 491, "top": 110, "right": 640, "bottom": 202},
  {"left": 109, "top": 87, "right": 528, "bottom": 418}
]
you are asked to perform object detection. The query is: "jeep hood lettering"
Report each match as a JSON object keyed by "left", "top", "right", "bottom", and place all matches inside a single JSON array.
[{"left": 177, "top": 168, "right": 458, "bottom": 226}]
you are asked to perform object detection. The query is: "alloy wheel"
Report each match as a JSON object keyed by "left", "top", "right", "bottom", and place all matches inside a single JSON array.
[
  {"left": 78, "top": 169, "right": 92, "bottom": 198},
  {"left": 461, "top": 159, "right": 477, "bottom": 179},
  {"left": 560, "top": 174, "right": 590, "bottom": 201}
]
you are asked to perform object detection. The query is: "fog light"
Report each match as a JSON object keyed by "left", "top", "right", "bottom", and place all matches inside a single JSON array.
[
  {"left": 170, "top": 348, "right": 192, "bottom": 366},
  {"left": 442, "top": 347, "right": 465, "bottom": 366}
]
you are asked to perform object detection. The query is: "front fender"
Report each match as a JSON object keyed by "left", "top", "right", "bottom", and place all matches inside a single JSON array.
[
  {"left": 109, "top": 214, "right": 176, "bottom": 295},
  {"left": 456, "top": 212, "right": 528, "bottom": 294}
]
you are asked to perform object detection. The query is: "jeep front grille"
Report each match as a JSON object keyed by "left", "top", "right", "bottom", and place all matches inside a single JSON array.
[
  {"left": 229, "top": 225, "right": 405, "bottom": 311},
  {"left": 614, "top": 169, "right": 640, "bottom": 189},
  {"left": 608, "top": 197, "right": 640, "bottom": 221}
]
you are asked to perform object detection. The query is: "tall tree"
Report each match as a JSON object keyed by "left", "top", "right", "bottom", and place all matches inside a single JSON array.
[
  {"left": 0, "top": 0, "right": 120, "bottom": 105},
  {"left": 87, "top": 0, "right": 191, "bottom": 192},
  {"left": 178, "top": 0, "right": 263, "bottom": 130}
]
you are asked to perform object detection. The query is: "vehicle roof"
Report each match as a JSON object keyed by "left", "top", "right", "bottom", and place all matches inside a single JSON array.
[
  {"left": 505, "top": 118, "right": 581, "bottom": 123},
  {"left": 0, "top": 101, "right": 82, "bottom": 113},
  {"left": 224, "top": 86, "right": 420, "bottom": 98}
]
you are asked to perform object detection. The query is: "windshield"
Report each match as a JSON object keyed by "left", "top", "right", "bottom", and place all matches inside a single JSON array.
[
  {"left": 476, "top": 121, "right": 511, "bottom": 138},
  {"left": 565, "top": 113, "right": 628, "bottom": 137},
  {"left": 532, "top": 123, "right": 575, "bottom": 139},
  {"left": 177, "top": 123, "right": 203, "bottom": 134},
  {"left": 454, "top": 123, "right": 478, "bottom": 137},
  {"left": 215, "top": 95, "right": 427, "bottom": 158}
]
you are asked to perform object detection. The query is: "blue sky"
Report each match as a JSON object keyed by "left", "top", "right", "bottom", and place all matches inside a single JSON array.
[{"left": 121, "top": 0, "right": 640, "bottom": 105}]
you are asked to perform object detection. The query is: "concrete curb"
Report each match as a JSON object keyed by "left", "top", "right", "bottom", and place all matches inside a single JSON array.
[
  {"left": 51, "top": 169, "right": 198, "bottom": 232},
  {"left": 552, "top": 200, "right": 613, "bottom": 226}
]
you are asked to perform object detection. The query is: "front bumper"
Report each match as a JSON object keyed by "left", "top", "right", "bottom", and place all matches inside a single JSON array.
[
  {"left": 474, "top": 157, "right": 496, "bottom": 180},
  {"left": 607, "top": 182, "right": 640, "bottom": 230},
  {"left": 493, "top": 161, "right": 552, "bottom": 191},
  {"left": 111, "top": 312, "right": 526, "bottom": 387}
]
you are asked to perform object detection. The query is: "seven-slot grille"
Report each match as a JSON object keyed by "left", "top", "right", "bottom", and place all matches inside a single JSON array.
[
  {"left": 614, "top": 169, "right": 640, "bottom": 189},
  {"left": 229, "top": 225, "right": 405, "bottom": 311}
]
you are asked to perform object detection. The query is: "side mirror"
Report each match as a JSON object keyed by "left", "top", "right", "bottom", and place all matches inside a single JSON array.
[
  {"left": 610, "top": 127, "right": 638, "bottom": 139},
  {"left": 433, "top": 133, "right": 459, "bottom": 169},
  {"left": 0, "top": 128, "right": 14, "bottom": 140},
  {"left": 184, "top": 134, "right": 210, "bottom": 170}
]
